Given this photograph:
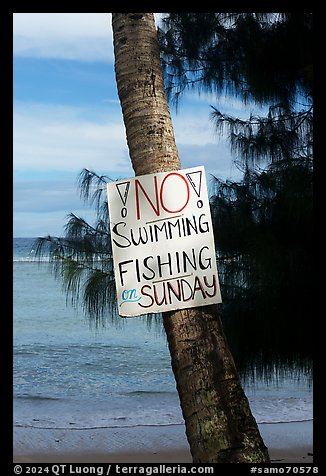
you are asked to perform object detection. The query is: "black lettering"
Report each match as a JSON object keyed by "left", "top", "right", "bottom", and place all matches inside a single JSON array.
[
  {"left": 112, "top": 214, "right": 211, "bottom": 250},
  {"left": 143, "top": 256, "right": 155, "bottom": 280},
  {"left": 182, "top": 249, "right": 197, "bottom": 272},
  {"left": 157, "top": 253, "right": 172, "bottom": 278},
  {"left": 198, "top": 214, "right": 209, "bottom": 233},
  {"left": 118, "top": 260, "right": 133, "bottom": 286},
  {"left": 199, "top": 246, "right": 212, "bottom": 270},
  {"left": 135, "top": 258, "right": 141, "bottom": 282},
  {"left": 112, "top": 222, "right": 131, "bottom": 248},
  {"left": 175, "top": 251, "right": 181, "bottom": 274},
  {"left": 167, "top": 219, "right": 182, "bottom": 239},
  {"left": 153, "top": 222, "right": 169, "bottom": 242},
  {"left": 185, "top": 216, "right": 198, "bottom": 235},
  {"left": 130, "top": 227, "right": 149, "bottom": 246}
]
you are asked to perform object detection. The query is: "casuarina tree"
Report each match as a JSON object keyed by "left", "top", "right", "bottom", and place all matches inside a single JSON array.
[{"left": 158, "top": 13, "right": 313, "bottom": 382}]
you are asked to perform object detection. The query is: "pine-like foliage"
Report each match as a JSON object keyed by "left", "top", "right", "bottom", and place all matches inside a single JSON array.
[
  {"left": 34, "top": 170, "right": 117, "bottom": 325},
  {"left": 158, "top": 13, "right": 312, "bottom": 107},
  {"left": 211, "top": 158, "right": 313, "bottom": 382},
  {"left": 158, "top": 12, "right": 313, "bottom": 381}
]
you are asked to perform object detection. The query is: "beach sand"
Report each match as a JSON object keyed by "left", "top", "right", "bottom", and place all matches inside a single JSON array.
[
  {"left": 14, "top": 447, "right": 313, "bottom": 464},
  {"left": 13, "top": 420, "right": 313, "bottom": 464},
  {"left": 12, "top": 449, "right": 314, "bottom": 464}
]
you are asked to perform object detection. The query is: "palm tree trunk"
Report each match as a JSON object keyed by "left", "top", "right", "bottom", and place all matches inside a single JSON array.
[
  {"left": 112, "top": 12, "right": 270, "bottom": 463},
  {"left": 112, "top": 12, "right": 180, "bottom": 176}
]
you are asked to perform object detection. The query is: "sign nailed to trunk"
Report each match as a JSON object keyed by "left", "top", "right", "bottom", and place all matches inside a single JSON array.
[{"left": 107, "top": 166, "right": 222, "bottom": 316}]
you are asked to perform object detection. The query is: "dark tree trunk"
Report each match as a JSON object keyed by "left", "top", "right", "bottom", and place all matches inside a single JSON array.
[{"left": 112, "top": 12, "right": 270, "bottom": 463}]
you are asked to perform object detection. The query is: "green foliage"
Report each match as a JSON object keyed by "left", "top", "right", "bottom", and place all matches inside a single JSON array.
[
  {"left": 211, "top": 104, "right": 313, "bottom": 166},
  {"left": 158, "top": 12, "right": 313, "bottom": 168},
  {"left": 34, "top": 170, "right": 163, "bottom": 330},
  {"left": 34, "top": 170, "right": 117, "bottom": 325},
  {"left": 159, "top": 12, "right": 313, "bottom": 382},
  {"left": 211, "top": 158, "right": 313, "bottom": 382},
  {"left": 158, "top": 13, "right": 312, "bottom": 108}
]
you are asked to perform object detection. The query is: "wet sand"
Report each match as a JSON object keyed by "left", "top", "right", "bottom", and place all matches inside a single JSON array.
[{"left": 13, "top": 420, "right": 313, "bottom": 464}]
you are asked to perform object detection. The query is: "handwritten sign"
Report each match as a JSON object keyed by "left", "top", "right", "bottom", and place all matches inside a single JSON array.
[{"left": 107, "top": 166, "right": 222, "bottom": 316}]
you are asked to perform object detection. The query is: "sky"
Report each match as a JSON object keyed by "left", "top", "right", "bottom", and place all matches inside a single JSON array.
[{"left": 13, "top": 13, "right": 253, "bottom": 238}]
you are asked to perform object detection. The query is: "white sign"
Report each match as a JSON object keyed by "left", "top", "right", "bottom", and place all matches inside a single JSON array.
[{"left": 107, "top": 166, "right": 222, "bottom": 316}]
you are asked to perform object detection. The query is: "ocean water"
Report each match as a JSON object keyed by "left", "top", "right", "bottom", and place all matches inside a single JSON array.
[{"left": 13, "top": 238, "right": 312, "bottom": 434}]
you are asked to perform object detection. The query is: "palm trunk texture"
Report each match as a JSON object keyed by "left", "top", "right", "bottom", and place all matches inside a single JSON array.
[{"left": 112, "top": 12, "right": 270, "bottom": 463}]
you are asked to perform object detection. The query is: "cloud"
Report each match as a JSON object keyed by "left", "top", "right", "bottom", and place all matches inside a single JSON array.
[
  {"left": 14, "top": 209, "right": 96, "bottom": 237},
  {"left": 176, "top": 90, "right": 269, "bottom": 122},
  {"left": 177, "top": 143, "right": 242, "bottom": 183},
  {"left": 170, "top": 106, "right": 241, "bottom": 180},
  {"left": 13, "top": 102, "right": 133, "bottom": 176},
  {"left": 172, "top": 108, "right": 217, "bottom": 145},
  {"left": 14, "top": 177, "right": 106, "bottom": 237},
  {"left": 13, "top": 99, "right": 241, "bottom": 237},
  {"left": 13, "top": 13, "right": 165, "bottom": 63},
  {"left": 14, "top": 100, "right": 238, "bottom": 180},
  {"left": 14, "top": 179, "right": 81, "bottom": 213},
  {"left": 13, "top": 13, "right": 243, "bottom": 238},
  {"left": 13, "top": 13, "right": 114, "bottom": 62}
]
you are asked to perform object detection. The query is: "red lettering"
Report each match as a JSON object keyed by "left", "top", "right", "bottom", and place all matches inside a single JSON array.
[
  {"left": 135, "top": 172, "right": 190, "bottom": 221},
  {"left": 135, "top": 176, "right": 160, "bottom": 220},
  {"left": 138, "top": 285, "right": 154, "bottom": 308},
  {"left": 160, "top": 173, "right": 190, "bottom": 214}
]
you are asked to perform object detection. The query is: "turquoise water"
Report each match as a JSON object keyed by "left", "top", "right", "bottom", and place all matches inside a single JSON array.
[{"left": 13, "top": 238, "right": 312, "bottom": 431}]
